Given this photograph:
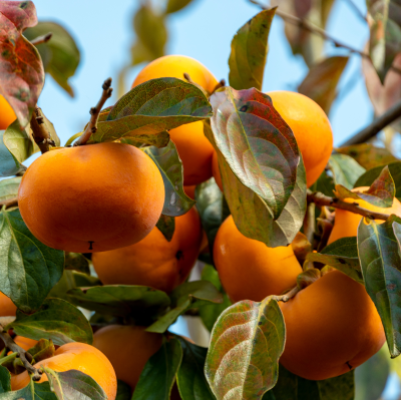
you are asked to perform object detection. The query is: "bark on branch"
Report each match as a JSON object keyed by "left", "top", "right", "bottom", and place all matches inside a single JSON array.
[
  {"left": 30, "top": 33, "right": 52, "bottom": 46},
  {"left": 30, "top": 107, "right": 55, "bottom": 154}
]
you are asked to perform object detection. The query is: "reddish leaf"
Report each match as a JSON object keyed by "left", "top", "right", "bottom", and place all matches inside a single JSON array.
[{"left": 0, "top": 1, "right": 44, "bottom": 128}]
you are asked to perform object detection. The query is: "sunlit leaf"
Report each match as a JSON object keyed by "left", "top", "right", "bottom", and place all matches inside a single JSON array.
[
  {"left": 329, "top": 154, "right": 366, "bottom": 189},
  {"left": 0, "top": 131, "right": 24, "bottom": 177},
  {"left": 0, "top": 176, "right": 21, "bottom": 203},
  {"left": 166, "top": 0, "right": 194, "bottom": 14}
]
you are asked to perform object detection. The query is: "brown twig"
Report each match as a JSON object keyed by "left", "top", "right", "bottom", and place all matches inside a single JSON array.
[
  {"left": 0, "top": 324, "right": 41, "bottom": 381},
  {"left": 273, "top": 286, "right": 300, "bottom": 303},
  {"left": 0, "top": 197, "right": 18, "bottom": 209},
  {"left": 74, "top": 78, "right": 113, "bottom": 146},
  {"left": 340, "top": 98, "right": 401, "bottom": 146},
  {"left": 307, "top": 190, "right": 391, "bottom": 220},
  {"left": 30, "top": 33, "right": 52, "bottom": 46},
  {"left": 212, "top": 79, "right": 226, "bottom": 94},
  {"left": 30, "top": 107, "right": 55, "bottom": 154}
]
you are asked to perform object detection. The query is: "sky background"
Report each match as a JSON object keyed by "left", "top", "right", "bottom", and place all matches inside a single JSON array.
[{"left": 28, "top": 1, "right": 400, "bottom": 398}]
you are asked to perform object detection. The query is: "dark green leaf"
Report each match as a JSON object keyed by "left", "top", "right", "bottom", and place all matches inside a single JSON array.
[
  {"left": 64, "top": 252, "right": 90, "bottom": 274},
  {"left": 9, "top": 298, "right": 93, "bottom": 346},
  {"left": 176, "top": 337, "right": 216, "bottom": 400},
  {"left": 144, "top": 141, "right": 195, "bottom": 216},
  {"left": 0, "top": 177, "right": 21, "bottom": 203},
  {"left": 205, "top": 297, "right": 285, "bottom": 400},
  {"left": 315, "top": 169, "right": 335, "bottom": 197},
  {"left": 0, "top": 365, "right": 11, "bottom": 393},
  {"left": 0, "top": 208, "right": 64, "bottom": 313},
  {"left": 116, "top": 380, "right": 131, "bottom": 400},
  {"left": 0, "top": 131, "right": 24, "bottom": 177},
  {"left": 44, "top": 367, "right": 107, "bottom": 400},
  {"left": 357, "top": 216, "right": 401, "bottom": 357},
  {"left": 24, "top": 21, "right": 81, "bottom": 97},
  {"left": 28, "top": 339, "right": 55, "bottom": 363},
  {"left": 156, "top": 215, "right": 175, "bottom": 241},
  {"left": 298, "top": 56, "right": 349, "bottom": 114},
  {"left": 67, "top": 285, "right": 170, "bottom": 323},
  {"left": 132, "top": 338, "right": 182, "bottom": 400},
  {"left": 229, "top": 8, "right": 276, "bottom": 91},
  {"left": 329, "top": 154, "right": 366, "bottom": 189},
  {"left": 166, "top": 0, "right": 194, "bottom": 14},
  {"left": 88, "top": 78, "right": 211, "bottom": 144},
  {"left": 1, "top": 380, "right": 57, "bottom": 399}
]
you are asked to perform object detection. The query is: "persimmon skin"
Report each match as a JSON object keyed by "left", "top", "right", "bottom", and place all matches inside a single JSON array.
[
  {"left": 14, "top": 336, "right": 38, "bottom": 351},
  {"left": 328, "top": 186, "right": 401, "bottom": 244},
  {"left": 279, "top": 270, "right": 385, "bottom": 380},
  {"left": 0, "top": 292, "right": 16, "bottom": 316},
  {"left": 267, "top": 91, "right": 333, "bottom": 188},
  {"left": 93, "top": 325, "right": 163, "bottom": 391},
  {"left": 92, "top": 207, "right": 202, "bottom": 292},
  {"left": 0, "top": 95, "right": 16, "bottom": 130},
  {"left": 18, "top": 142, "right": 165, "bottom": 253},
  {"left": 213, "top": 215, "right": 302, "bottom": 303},
  {"left": 11, "top": 342, "right": 117, "bottom": 399}
]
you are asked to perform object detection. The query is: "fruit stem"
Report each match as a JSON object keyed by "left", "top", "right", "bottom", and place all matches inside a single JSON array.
[
  {"left": 30, "top": 107, "right": 56, "bottom": 154},
  {"left": 307, "top": 190, "right": 391, "bottom": 220},
  {"left": 30, "top": 32, "right": 53, "bottom": 46},
  {"left": 0, "top": 324, "right": 41, "bottom": 381},
  {"left": 74, "top": 78, "right": 113, "bottom": 146},
  {"left": 273, "top": 286, "right": 300, "bottom": 303}
]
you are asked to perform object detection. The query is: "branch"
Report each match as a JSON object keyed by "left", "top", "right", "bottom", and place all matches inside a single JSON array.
[
  {"left": 30, "top": 32, "right": 52, "bottom": 46},
  {"left": 30, "top": 107, "right": 55, "bottom": 154},
  {"left": 74, "top": 78, "right": 113, "bottom": 146},
  {"left": 0, "top": 324, "right": 41, "bottom": 381},
  {"left": 340, "top": 98, "right": 401, "bottom": 146},
  {"left": 0, "top": 197, "right": 18, "bottom": 209},
  {"left": 273, "top": 286, "right": 300, "bottom": 303},
  {"left": 307, "top": 190, "right": 391, "bottom": 220}
]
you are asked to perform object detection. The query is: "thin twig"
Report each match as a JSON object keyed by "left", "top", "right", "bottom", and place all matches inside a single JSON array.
[
  {"left": 30, "top": 33, "right": 52, "bottom": 46},
  {"left": 340, "top": 98, "right": 401, "bottom": 146},
  {"left": 307, "top": 190, "right": 391, "bottom": 220},
  {"left": 0, "top": 324, "right": 41, "bottom": 381},
  {"left": 74, "top": 78, "right": 113, "bottom": 146},
  {"left": 30, "top": 107, "right": 55, "bottom": 154},
  {"left": 273, "top": 286, "right": 301, "bottom": 303},
  {"left": 0, "top": 197, "right": 18, "bottom": 209}
]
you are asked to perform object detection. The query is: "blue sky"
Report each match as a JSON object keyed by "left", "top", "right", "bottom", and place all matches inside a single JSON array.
[{"left": 32, "top": 0, "right": 372, "bottom": 148}]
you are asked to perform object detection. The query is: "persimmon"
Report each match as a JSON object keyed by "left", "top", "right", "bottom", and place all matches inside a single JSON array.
[
  {"left": 0, "top": 292, "right": 16, "bottom": 316},
  {"left": 279, "top": 270, "right": 385, "bottom": 380},
  {"left": 267, "top": 91, "right": 333, "bottom": 188},
  {"left": 211, "top": 151, "right": 223, "bottom": 191},
  {"left": 328, "top": 186, "right": 401, "bottom": 244},
  {"left": 132, "top": 55, "right": 218, "bottom": 185},
  {"left": 14, "top": 336, "right": 38, "bottom": 351},
  {"left": 92, "top": 207, "right": 202, "bottom": 292},
  {"left": 11, "top": 342, "right": 117, "bottom": 399},
  {"left": 0, "top": 95, "right": 16, "bottom": 130},
  {"left": 93, "top": 325, "right": 163, "bottom": 391},
  {"left": 213, "top": 215, "right": 302, "bottom": 303},
  {"left": 18, "top": 142, "right": 165, "bottom": 253}
]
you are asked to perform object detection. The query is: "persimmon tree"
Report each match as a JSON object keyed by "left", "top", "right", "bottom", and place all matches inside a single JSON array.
[{"left": 1, "top": 1, "right": 401, "bottom": 400}]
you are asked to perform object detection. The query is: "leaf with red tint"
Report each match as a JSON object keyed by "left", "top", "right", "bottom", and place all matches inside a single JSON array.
[{"left": 0, "top": 1, "right": 44, "bottom": 128}]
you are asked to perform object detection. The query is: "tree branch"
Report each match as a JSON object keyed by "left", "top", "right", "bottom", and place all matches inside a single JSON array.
[
  {"left": 307, "top": 190, "right": 391, "bottom": 220},
  {"left": 30, "top": 33, "right": 52, "bottom": 46},
  {"left": 0, "top": 324, "right": 41, "bottom": 381},
  {"left": 30, "top": 107, "right": 55, "bottom": 154},
  {"left": 340, "top": 98, "right": 401, "bottom": 146},
  {"left": 74, "top": 78, "right": 113, "bottom": 146}
]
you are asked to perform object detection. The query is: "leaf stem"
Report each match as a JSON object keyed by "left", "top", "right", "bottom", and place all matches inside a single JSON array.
[
  {"left": 273, "top": 286, "right": 300, "bottom": 303},
  {"left": 74, "top": 78, "right": 113, "bottom": 146},
  {"left": 307, "top": 190, "right": 391, "bottom": 220},
  {"left": 30, "top": 32, "right": 53, "bottom": 46},
  {"left": 30, "top": 107, "right": 55, "bottom": 154}
]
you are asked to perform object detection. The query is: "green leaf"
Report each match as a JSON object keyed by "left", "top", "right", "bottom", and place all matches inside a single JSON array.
[
  {"left": 0, "top": 131, "right": 24, "bottom": 177},
  {"left": 67, "top": 285, "right": 170, "bottom": 323},
  {"left": 64, "top": 252, "right": 90, "bottom": 274},
  {"left": 44, "top": 367, "right": 107, "bottom": 400},
  {"left": 355, "top": 345, "right": 390, "bottom": 400},
  {"left": 166, "top": 0, "right": 194, "bottom": 13},
  {"left": 329, "top": 154, "right": 366, "bottom": 189},
  {"left": 336, "top": 144, "right": 398, "bottom": 170},
  {"left": 121, "top": 130, "right": 170, "bottom": 148},
  {"left": 144, "top": 141, "right": 195, "bottom": 216},
  {"left": 24, "top": 21, "right": 81, "bottom": 97},
  {"left": 89, "top": 77, "right": 211, "bottom": 145},
  {"left": 306, "top": 237, "right": 363, "bottom": 283},
  {"left": 28, "top": 339, "right": 55, "bottom": 363},
  {"left": 156, "top": 215, "right": 175, "bottom": 241},
  {"left": 0, "top": 208, "right": 64, "bottom": 313},
  {"left": 0, "top": 177, "right": 21, "bottom": 203},
  {"left": 229, "top": 8, "right": 276, "bottom": 91},
  {"left": 0, "top": 365, "right": 11, "bottom": 393},
  {"left": 132, "top": 338, "right": 182, "bottom": 400},
  {"left": 205, "top": 297, "right": 285, "bottom": 400},
  {"left": 357, "top": 216, "right": 401, "bottom": 357},
  {"left": 176, "top": 337, "right": 215, "bottom": 400},
  {"left": 1, "top": 380, "right": 57, "bottom": 399},
  {"left": 298, "top": 56, "right": 349, "bottom": 114},
  {"left": 9, "top": 298, "right": 93, "bottom": 346},
  {"left": 315, "top": 169, "right": 335, "bottom": 197},
  {"left": 116, "top": 380, "right": 131, "bottom": 400}
]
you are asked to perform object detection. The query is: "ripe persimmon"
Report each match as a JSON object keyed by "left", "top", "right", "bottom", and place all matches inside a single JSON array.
[
  {"left": 13, "top": 336, "right": 38, "bottom": 351},
  {"left": 0, "top": 292, "right": 16, "bottom": 316},
  {"left": 279, "top": 270, "right": 385, "bottom": 380},
  {"left": 267, "top": 91, "right": 333, "bottom": 188},
  {"left": 213, "top": 215, "right": 302, "bottom": 303},
  {"left": 132, "top": 55, "right": 218, "bottom": 185},
  {"left": 11, "top": 342, "right": 117, "bottom": 399},
  {"left": 18, "top": 142, "right": 165, "bottom": 253},
  {"left": 93, "top": 325, "right": 163, "bottom": 391},
  {"left": 0, "top": 95, "right": 16, "bottom": 130},
  {"left": 92, "top": 207, "right": 202, "bottom": 292},
  {"left": 328, "top": 187, "right": 401, "bottom": 244}
]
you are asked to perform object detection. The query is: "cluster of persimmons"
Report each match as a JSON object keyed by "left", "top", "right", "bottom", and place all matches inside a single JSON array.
[{"left": 0, "top": 54, "right": 394, "bottom": 399}]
